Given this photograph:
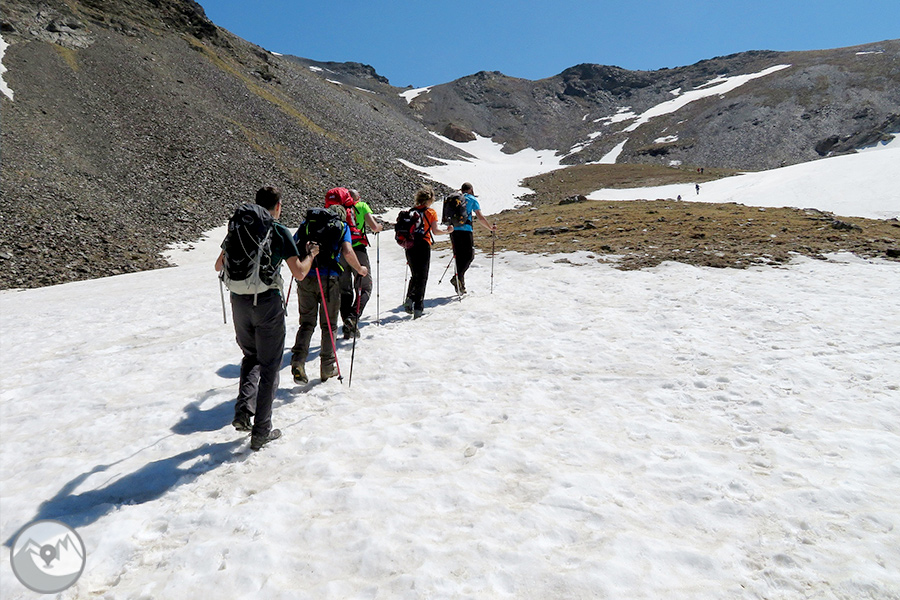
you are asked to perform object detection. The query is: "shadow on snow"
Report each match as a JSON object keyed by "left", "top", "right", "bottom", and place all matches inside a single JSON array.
[{"left": 4, "top": 439, "right": 244, "bottom": 546}]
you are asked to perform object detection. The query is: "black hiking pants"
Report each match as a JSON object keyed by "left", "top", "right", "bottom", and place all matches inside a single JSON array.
[
  {"left": 405, "top": 239, "right": 431, "bottom": 312},
  {"left": 450, "top": 230, "right": 474, "bottom": 288},
  {"left": 339, "top": 246, "right": 372, "bottom": 325},
  {"left": 231, "top": 289, "right": 284, "bottom": 438}
]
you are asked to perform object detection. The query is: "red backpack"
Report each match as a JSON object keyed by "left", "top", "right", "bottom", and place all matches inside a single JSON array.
[{"left": 324, "top": 187, "right": 364, "bottom": 245}]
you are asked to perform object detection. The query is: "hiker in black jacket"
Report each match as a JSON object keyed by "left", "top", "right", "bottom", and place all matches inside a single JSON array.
[{"left": 216, "top": 186, "right": 319, "bottom": 451}]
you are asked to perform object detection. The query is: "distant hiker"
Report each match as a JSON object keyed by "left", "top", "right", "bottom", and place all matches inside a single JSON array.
[
  {"left": 449, "top": 182, "right": 496, "bottom": 295},
  {"left": 216, "top": 186, "right": 319, "bottom": 451},
  {"left": 290, "top": 199, "right": 369, "bottom": 384},
  {"left": 677, "top": 194, "right": 682, "bottom": 201},
  {"left": 338, "top": 189, "right": 383, "bottom": 339},
  {"left": 695, "top": 183, "right": 701, "bottom": 195},
  {"left": 401, "top": 186, "right": 450, "bottom": 319}
]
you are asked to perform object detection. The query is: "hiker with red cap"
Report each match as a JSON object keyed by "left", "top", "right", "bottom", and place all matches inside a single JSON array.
[{"left": 324, "top": 187, "right": 382, "bottom": 338}]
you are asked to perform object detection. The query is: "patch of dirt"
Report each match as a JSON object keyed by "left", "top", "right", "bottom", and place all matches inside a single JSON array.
[
  {"left": 517, "top": 163, "right": 737, "bottom": 208},
  {"left": 463, "top": 198, "right": 900, "bottom": 270}
]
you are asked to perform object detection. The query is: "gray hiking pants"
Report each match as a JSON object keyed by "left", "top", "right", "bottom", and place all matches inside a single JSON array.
[
  {"left": 291, "top": 273, "right": 340, "bottom": 365},
  {"left": 231, "top": 289, "right": 284, "bottom": 438}
]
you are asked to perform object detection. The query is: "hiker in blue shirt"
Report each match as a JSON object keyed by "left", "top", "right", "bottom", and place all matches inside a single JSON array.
[
  {"left": 290, "top": 205, "right": 368, "bottom": 384},
  {"left": 449, "top": 182, "right": 496, "bottom": 295}
]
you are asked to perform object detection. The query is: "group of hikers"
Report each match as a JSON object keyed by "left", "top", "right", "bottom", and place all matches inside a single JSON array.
[{"left": 215, "top": 183, "right": 496, "bottom": 451}]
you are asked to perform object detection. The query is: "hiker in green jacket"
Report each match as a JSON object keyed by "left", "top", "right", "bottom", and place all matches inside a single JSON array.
[{"left": 339, "top": 189, "right": 383, "bottom": 338}]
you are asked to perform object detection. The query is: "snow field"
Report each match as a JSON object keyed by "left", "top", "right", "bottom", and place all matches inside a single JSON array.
[{"left": 2, "top": 230, "right": 899, "bottom": 598}]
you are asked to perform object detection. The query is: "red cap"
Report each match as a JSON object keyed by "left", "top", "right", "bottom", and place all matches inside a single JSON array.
[{"left": 324, "top": 187, "right": 355, "bottom": 208}]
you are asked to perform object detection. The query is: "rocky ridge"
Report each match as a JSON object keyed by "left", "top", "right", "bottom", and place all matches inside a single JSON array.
[{"left": 408, "top": 42, "right": 900, "bottom": 171}]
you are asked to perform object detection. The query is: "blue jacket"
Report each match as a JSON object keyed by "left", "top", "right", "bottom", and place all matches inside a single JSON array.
[{"left": 454, "top": 194, "right": 481, "bottom": 232}]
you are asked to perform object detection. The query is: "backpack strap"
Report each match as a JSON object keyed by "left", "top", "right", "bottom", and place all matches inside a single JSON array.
[
  {"left": 417, "top": 207, "right": 434, "bottom": 245},
  {"left": 251, "top": 225, "right": 274, "bottom": 306}
]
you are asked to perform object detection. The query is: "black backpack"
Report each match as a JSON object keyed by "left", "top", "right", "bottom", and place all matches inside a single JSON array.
[
  {"left": 220, "top": 203, "right": 278, "bottom": 302},
  {"left": 294, "top": 207, "right": 346, "bottom": 272},
  {"left": 442, "top": 193, "right": 469, "bottom": 227},
  {"left": 395, "top": 207, "right": 427, "bottom": 249}
]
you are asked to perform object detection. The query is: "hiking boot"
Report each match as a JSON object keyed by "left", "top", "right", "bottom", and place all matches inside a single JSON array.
[
  {"left": 250, "top": 428, "right": 281, "bottom": 451},
  {"left": 291, "top": 358, "right": 308, "bottom": 384},
  {"left": 321, "top": 360, "right": 339, "bottom": 382},
  {"left": 342, "top": 318, "right": 359, "bottom": 340},
  {"left": 232, "top": 410, "right": 252, "bottom": 432},
  {"left": 413, "top": 308, "right": 424, "bottom": 319},
  {"left": 451, "top": 274, "right": 467, "bottom": 295},
  {"left": 403, "top": 298, "right": 413, "bottom": 314}
]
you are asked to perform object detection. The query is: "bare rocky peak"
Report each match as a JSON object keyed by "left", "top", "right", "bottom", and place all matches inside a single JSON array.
[
  {"left": 2, "top": 0, "right": 218, "bottom": 41},
  {"left": 409, "top": 42, "right": 900, "bottom": 170}
]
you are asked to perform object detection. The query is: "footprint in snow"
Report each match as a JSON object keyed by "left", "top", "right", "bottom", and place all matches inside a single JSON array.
[{"left": 464, "top": 441, "right": 485, "bottom": 457}]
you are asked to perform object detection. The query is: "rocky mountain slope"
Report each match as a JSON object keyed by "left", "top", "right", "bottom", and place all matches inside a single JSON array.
[
  {"left": 407, "top": 42, "right": 900, "bottom": 170},
  {"left": 0, "top": 0, "right": 463, "bottom": 288},
  {"left": 2, "top": 0, "right": 897, "bottom": 290}
]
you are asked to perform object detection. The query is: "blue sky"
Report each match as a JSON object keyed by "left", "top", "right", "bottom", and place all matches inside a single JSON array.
[{"left": 200, "top": 0, "right": 898, "bottom": 88}]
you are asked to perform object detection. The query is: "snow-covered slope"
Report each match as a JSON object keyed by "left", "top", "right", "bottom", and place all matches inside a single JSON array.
[
  {"left": 401, "top": 132, "right": 899, "bottom": 220},
  {"left": 589, "top": 144, "right": 900, "bottom": 220},
  {"left": 1, "top": 148, "right": 899, "bottom": 599}
]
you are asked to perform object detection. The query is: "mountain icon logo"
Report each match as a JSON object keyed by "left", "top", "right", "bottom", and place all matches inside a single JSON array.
[{"left": 10, "top": 519, "right": 86, "bottom": 594}]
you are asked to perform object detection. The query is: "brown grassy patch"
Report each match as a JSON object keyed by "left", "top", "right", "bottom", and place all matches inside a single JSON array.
[
  {"left": 467, "top": 198, "right": 900, "bottom": 270},
  {"left": 53, "top": 44, "right": 80, "bottom": 72}
]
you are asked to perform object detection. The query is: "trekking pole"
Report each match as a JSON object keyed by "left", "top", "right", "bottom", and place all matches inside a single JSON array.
[
  {"left": 438, "top": 254, "right": 455, "bottom": 284},
  {"left": 403, "top": 262, "right": 409, "bottom": 303},
  {"left": 491, "top": 230, "right": 496, "bottom": 295},
  {"left": 315, "top": 269, "right": 343, "bottom": 383},
  {"left": 285, "top": 277, "right": 294, "bottom": 312},
  {"left": 219, "top": 277, "right": 228, "bottom": 324},
  {"left": 348, "top": 278, "right": 363, "bottom": 388},
  {"left": 376, "top": 233, "right": 380, "bottom": 326}
]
